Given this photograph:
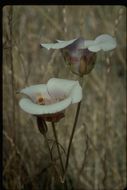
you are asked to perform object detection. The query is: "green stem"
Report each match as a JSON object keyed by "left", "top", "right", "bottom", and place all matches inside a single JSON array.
[
  {"left": 63, "top": 76, "right": 83, "bottom": 181},
  {"left": 63, "top": 101, "right": 81, "bottom": 181}
]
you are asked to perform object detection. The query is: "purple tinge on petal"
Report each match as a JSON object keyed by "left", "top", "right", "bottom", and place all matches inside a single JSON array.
[
  {"left": 66, "top": 37, "right": 85, "bottom": 51},
  {"left": 61, "top": 38, "right": 97, "bottom": 75},
  {"left": 47, "top": 85, "right": 67, "bottom": 102},
  {"left": 61, "top": 39, "right": 83, "bottom": 65}
]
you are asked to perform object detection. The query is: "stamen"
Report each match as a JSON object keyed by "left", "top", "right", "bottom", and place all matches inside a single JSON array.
[{"left": 36, "top": 96, "right": 45, "bottom": 105}]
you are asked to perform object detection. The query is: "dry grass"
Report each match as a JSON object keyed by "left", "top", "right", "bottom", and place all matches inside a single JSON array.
[{"left": 3, "top": 5, "right": 126, "bottom": 190}]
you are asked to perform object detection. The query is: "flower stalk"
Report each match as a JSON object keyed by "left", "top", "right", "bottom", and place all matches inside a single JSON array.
[
  {"left": 51, "top": 122, "right": 65, "bottom": 180},
  {"left": 37, "top": 117, "right": 53, "bottom": 160},
  {"left": 63, "top": 76, "right": 83, "bottom": 181},
  {"left": 43, "top": 133, "right": 53, "bottom": 161},
  {"left": 37, "top": 118, "right": 66, "bottom": 187},
  {"left": 51, "top": 122, "right": 68, "bottom": 190},
  {"left": 63, "top": 100, "right": 81, "bottom": 181}
]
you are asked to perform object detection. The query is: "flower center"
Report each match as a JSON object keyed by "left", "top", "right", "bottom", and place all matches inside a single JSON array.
[
  {"left": 36, "top": 94, "right": 66, "bottom": 105},
  {"left": 36, "top": 96, "right": 45, "bottom": 105}
]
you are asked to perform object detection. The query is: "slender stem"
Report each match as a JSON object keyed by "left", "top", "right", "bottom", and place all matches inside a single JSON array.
[
  {"left": 51, "top": 122, "right": 68, "bottom": 190},
  {"left": 44, "top": 132, "right": 68, "bottom": 189},
  {"left": 63, "top": 101, "right": 81, "bottom": 181},
  {"left": 43, "top": 133, "right": 53, "bottom": 161},
  {"left": 37, "top": 118, "right": 68, "bottom": 188},
  {"left": 50, "top": 140, "right": 67, "bottom": 157},
  {"left": 37, "top": 117, "right": 53, "bottom": 161},
  {"left": 63, "top": 76, "right": 83, "bottom": 181},
  {"left": 52, "top": 122, "right": 65, "bottom": 174}
]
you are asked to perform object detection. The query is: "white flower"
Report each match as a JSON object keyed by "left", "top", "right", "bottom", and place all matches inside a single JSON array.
[
  {"left": 18, "top": 78, "right": 82, "bottom": 117},
  {"left": 40, "top": 34, "right": 117, "bottom": 52},
  {"left": 40, "top": 34, "right": 117, "bottom": 76}
]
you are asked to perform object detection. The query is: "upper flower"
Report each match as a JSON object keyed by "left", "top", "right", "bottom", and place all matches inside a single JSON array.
[
  {"left": 18, "top": 78, "right": 82, "bottom": 122},
  {"left": 41, "top": 34, "right": 117, "bottom": 76},
  {"left": 41, "top": 34, "right": 116, "bottom": 52}
]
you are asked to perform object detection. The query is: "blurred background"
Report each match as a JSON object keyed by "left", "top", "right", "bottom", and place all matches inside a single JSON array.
[{"left": 3, "top": 5, "right": 126, "bottom": 190}]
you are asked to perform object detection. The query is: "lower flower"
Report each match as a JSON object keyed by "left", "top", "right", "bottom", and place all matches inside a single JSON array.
[{"left": 18, "top": 78, "right": 82, "bottom": 124}]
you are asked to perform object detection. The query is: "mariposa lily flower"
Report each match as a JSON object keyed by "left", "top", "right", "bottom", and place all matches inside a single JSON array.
[
  {"left": 18, "top": 78, "right": 82, "bottom": 123},
  {"left": 41, "top": 34, "right": 117, "bottom": 76}
]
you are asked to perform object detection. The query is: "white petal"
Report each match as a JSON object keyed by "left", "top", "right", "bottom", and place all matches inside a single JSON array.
[
  {"left": 78, "top": 34, "right": 117, "bottom": 52},
  {"left": 84, "top": 40, "right": 95, "bottom": 48},
  {"left": 87, "top": 45, "right": 101, "bottom": 52},
  {"left": 19, "top": 97, "right": 72, "bottom": 115},
  {"left": 69, "top": 82, "right": 82, "bottom": 103},
  {"left": 56, "top": 39, "right": 65, "bottom": 42},
  {"left": 19, "top": 84, "right": 50, "bottom": 101},
  {"left": 80, "top": 40, "right": 100, "bottom": 52},
  {"left": 40, "top": 39, "right": 77, "bottom": 50},
  {"left": 47, "top": 78, "right": 82, "bottom": 103},
  {"left": 94, "top": 34, "right": 117, "bottom": 51}
]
